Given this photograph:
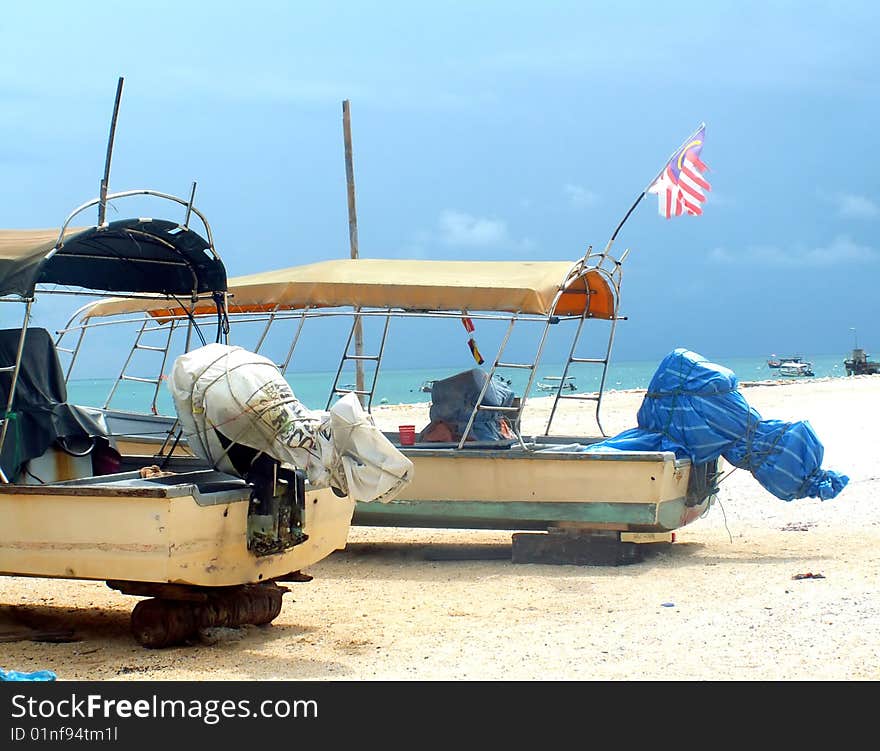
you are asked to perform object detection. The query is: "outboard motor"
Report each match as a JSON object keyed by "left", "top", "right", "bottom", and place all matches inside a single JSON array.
[{"left": 168, "top": 343, "right": 414, "bottom": 555}]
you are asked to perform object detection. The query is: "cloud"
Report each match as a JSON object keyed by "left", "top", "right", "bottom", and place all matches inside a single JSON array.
[
  {"left": 563, "top": 183, "right": 597, "bottom": 209},
  {"left": 709, "top": 235, "right": 877, "bottom": 267},
  {"left": 403, "top": 210, "right": 537, "bottom": 257},
  {"left": 438, "top": 210, "right": 509, "bottom": 247},
  {"left": 834, "top": 193, "right": 878, "bottom": 219}
]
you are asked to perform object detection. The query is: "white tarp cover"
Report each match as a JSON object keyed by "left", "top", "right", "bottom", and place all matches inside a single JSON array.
[{"left": 168, "top": 343, "right": 413, "bottom": 503}]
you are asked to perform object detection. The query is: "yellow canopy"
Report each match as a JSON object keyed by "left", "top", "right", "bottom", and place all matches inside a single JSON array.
[
  {"left": 0, "top": 228, "right": 87, "bottom": 295},
  {"left": 81, "top": 258, "right": 616, "bottom": 320},
  {"left": 0, "top": 228, "right": 77, "bottom": 258}
]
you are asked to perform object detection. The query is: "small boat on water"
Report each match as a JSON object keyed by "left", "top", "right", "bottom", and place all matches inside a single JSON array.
[
  {"left": 768, "top": 354, "right": 802, "bottom": 369},
  {"left": 536, "top": 375, "right": 577, "bottom": 392},
  {"left": 779, "top": 361, "right": 814, "bottom": 377}
]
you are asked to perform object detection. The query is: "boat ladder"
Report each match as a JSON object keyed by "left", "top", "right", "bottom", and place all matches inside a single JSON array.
[
  {"left": 56, "top": 326, "right": 88, "bottom": 384},
  {"left": 540, "top": 246, "right": 627, "bottom": 437},
  {"left": 105, "top": 317, "right": 178, "bottom": 415},
  {"left": 543, "top": 314, "right": 611, "bottom": 437},
  {"left": 251, "top": 304, "right": 311, "bottom": 375},
  {"left": 325, "top": 308, "right": 391, "bottom": 411},
  {"left": 457, "top": 313, "right": 533, "bottom": 450}
]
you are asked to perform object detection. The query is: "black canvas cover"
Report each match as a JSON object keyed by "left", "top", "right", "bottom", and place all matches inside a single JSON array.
[
  {"left": 0, "top": 218, "right": 227, "bottom": 298},
  {"left": 0, "top": 328, "right": 107, "bottom": 480}
]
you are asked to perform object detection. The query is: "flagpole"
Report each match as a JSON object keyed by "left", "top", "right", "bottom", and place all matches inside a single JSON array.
[{"left": 601, "top": 121, "right": 706, "bottom": 255}]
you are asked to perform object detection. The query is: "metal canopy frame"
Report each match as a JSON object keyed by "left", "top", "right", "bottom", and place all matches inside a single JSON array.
[
  {"left": 55, "top": 245, "right": 628, "bottom": 454},
  {"left": 0, "top": 189, "right": 228, "bottom": 483},
  {"left": 0, "top": 190, "right": 224, "bottom": 301}
]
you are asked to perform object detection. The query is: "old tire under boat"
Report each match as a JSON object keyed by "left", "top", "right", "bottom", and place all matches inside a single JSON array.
[{"left": 130, "top": 582, "right": 287, "bottom": 648}]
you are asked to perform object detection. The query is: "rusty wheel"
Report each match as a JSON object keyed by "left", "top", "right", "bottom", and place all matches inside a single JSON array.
[
  {"left": 129, "top": 582, "right": 288, "bottom": 648},
  {"left": 131, "top": 598, "right": 198, "bottom": 649}
]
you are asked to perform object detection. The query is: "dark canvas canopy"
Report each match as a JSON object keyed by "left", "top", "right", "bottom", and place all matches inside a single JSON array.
[{"left": 0, "top": 218, "right": 226, "bottom": 298}]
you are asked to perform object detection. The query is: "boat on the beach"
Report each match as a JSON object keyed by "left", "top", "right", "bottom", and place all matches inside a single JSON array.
[
  {"left": 778, "top": 361, "right": 814, "bottom": 377},
  {"left": 77, "top": 248, "right": 723, "bottom": 564},
  {"left": 844, "top": 348, "right": 880, "bottom": 376},
  {"left": 0, "top": 188, "right": 358, "bottom": 647},
  {"left": 536, "top": 375, "right": 577, "bottom": 392}
]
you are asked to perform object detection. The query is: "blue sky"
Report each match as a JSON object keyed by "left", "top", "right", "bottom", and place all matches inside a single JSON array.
[{"left": 1, "top": 1, "right": 878, "bottom": 372}]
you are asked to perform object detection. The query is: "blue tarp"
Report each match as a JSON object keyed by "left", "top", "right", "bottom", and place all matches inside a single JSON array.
[
  {"left": 0, "top": 668, "right": 56, "bottom": 681},
  {"left": 585, "top": 348, "right": 849, "bottom": 501}
]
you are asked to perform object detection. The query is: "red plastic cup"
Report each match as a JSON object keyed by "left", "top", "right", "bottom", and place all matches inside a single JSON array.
[{"left": 398, "top": 425, "right": 416, "bottom": 445}]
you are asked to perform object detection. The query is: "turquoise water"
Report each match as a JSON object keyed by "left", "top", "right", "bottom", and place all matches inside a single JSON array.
[{"left": 66, "top": 353, "right": 853, "bottom": 416}]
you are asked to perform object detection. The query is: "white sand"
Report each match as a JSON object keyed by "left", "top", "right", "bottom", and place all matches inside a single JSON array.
[{"left": 1, "top": 375, "right": 877, "bottom": 680}]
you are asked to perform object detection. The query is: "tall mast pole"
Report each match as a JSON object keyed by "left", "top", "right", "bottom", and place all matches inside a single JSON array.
[
  {"left": 98, "top": 76, "right": 125, "bottom": 226},
  {"left": 342, "top": 99, "right": 364, "bottom": 401}
]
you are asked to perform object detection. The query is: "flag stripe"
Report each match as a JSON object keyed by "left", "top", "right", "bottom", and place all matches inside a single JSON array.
[
  {"left": 679, "top": 179, "right": 707, "bottom": 202},
  {"left": 681, "top": 161, "right": 711, "bottom": 191},
  {"left": 682, "top": 198, "right": 703, "bottom": 215},
  {"left": 690, "top": 154, "right": 707, "bottom": 172}
]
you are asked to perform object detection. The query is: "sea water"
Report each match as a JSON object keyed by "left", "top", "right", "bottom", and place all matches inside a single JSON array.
[{"left": 66, "top": 353, "right": 853, "bottom": 416}]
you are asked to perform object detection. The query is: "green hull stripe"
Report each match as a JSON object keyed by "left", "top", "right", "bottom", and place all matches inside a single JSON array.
[{"left": 353, "top": 499, "right": 700, "bottom": 531}]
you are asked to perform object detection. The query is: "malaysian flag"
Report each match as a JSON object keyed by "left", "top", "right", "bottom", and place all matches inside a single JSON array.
[{"left": 647, "top": 124, "right": 711, "bottom": 219}]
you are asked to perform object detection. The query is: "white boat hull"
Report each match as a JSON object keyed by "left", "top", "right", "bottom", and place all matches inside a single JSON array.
[{"left": 0, "top": 468, "right": 354, "bottom": 587}]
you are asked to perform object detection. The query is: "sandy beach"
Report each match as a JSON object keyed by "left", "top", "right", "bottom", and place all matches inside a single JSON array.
[{"left": 1, "top": 374, "right": 877, "bottom": 681}]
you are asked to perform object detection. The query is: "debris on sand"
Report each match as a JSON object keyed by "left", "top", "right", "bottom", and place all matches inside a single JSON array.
[{"left": 198, "top": 625, "right": 255, "bottom": 646}]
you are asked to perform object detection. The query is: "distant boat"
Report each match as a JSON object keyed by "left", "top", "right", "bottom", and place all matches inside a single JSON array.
[
  {"left": 768, "top": 354, "right": 802, "bottom": 369},
  {"left": 536, "top": 375, "right": 576, "bottom": 392},
  {"left": 779, "top": 361, "right": 814, "bottom": 377},
  {"left": 844, "top": 348, "right": 880, "bottom": 376}
]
